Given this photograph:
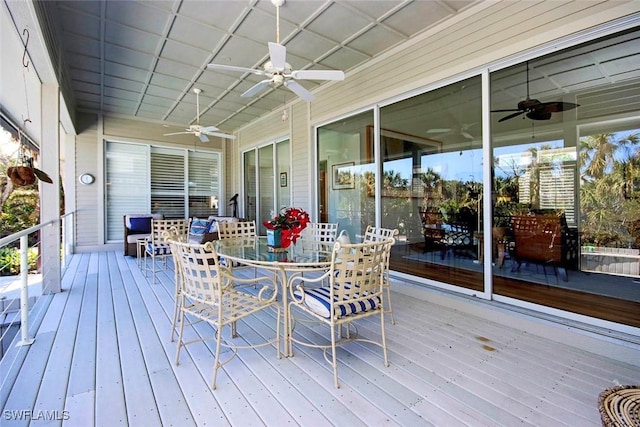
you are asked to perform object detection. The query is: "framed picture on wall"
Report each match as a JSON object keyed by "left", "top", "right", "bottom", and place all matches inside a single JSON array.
[
  {"left": 280, "top": 172, "right": 287, "bottom": 187},
  {"left": 332, "top": 162, "right": 355, "bottom": 190}
]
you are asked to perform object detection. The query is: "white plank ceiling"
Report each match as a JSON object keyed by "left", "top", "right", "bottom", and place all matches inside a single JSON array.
[{"left": 40, "top": 0, "right": 477, "bottom": 133}]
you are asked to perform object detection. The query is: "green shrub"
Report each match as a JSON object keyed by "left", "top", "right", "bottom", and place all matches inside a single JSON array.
[{"left": 0, "top": 246, "right": 39, "bottom": 276}]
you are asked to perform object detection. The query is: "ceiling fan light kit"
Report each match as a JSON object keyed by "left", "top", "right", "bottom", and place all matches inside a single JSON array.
[{"left": 207, "top": 0, "right": 344, "bottom": 102}]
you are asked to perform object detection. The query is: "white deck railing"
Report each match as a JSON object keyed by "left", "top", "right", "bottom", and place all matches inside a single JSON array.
[{"left": 0, "top": 212, "right": 75, "bottom": 355}]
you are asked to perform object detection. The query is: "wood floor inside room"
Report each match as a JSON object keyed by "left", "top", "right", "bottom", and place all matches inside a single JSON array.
[{"left": 391, "top": 245, "right": 640, "bottom": 329}]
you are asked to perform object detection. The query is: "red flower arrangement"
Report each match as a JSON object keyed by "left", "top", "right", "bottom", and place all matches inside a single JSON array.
[{"left": 263, "top": 207, "right": 310, "bottom": 248}]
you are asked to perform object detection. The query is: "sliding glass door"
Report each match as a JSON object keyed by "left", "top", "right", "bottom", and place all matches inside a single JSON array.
[
  {"left": 314, "top": 26, "right": 640, "bottom": 329},
  {"left": 243, "top": 138, "right": 290, "bottom": 234}
]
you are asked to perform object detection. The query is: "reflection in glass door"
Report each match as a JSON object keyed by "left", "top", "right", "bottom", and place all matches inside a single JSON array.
[
  {"left": 277, "top": 140, "right": 290, "bottom": 211},
  {"left": 258, "top": 144, "right": 275, "bottom": 235},
  {"left": 243, "top": 139, "right": 290, "bottom": 234},
  {"left": 243, "top": 150, "right": 256, "bottom": 221}
]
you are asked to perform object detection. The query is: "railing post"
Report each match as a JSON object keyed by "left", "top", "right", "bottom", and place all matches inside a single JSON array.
[{"left": 17, "top": 234, "right": 34, "bottom": 346}]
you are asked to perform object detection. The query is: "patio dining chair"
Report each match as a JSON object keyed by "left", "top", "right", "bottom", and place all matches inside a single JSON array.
[
  {"left": 164, "top": 227, "right": 187, "bottom": 342},
  {"left": 143, "top": 218, "right": 191, "bottom": 284},
  {"left": 287, "top": 237, "right": 394, "bottom": 388},
  {"left": 217, "top": 220, "right": 258, "bottom": 276},
  {"left": 167, "top": 238, "right": 281, "bottom": 390},
  {"left": 364, "top": 225, "right": 399, "bottom": 324}
]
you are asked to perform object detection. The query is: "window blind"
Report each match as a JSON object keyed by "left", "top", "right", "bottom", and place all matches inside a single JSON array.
[
  {"left": 188, "top": 151, "right": 220, "bottom": 217},
  {"left": 151, "top": 147, "right": 185, "bottom": 218},
  {"left": 105, "top": 142, "right": 149, "bottom": 241}
]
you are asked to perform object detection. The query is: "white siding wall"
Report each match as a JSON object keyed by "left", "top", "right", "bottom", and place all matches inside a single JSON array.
[
  {"left": 290, "top": 102, "right": 312, "bottom": 213},
  {"left": 74, "top": 113, "right": 100, "bottom": 247}
]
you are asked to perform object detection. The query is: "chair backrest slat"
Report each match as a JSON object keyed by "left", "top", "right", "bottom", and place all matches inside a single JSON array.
[
  {"left": 217, "top": 220, "right": 257, "bottom": 239},
  {"left": 167, "top": 239, "right": 224, "bottom": 303},
  {"left": 152, "top": 218, "right": 191, "bottom": 243},
  {"left": 329, "top": 238, "right": 394, "bottom": 304}
]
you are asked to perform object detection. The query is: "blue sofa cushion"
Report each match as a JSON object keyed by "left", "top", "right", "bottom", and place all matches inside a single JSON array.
[{"left": 129, "top": 217, "right": 152, "bottom": 234}]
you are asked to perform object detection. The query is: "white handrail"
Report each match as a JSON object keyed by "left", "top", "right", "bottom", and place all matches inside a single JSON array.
[
  {"left": 0, "top": 212, "right": 75, "bottom": 349},
  {"left": 17, "top": 235, "right": 33, "bottom": 346}
]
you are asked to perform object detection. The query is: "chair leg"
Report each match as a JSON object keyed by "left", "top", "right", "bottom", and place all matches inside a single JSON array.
[
  {"left": 380, "top": 309, "right": 389, "bottom": 368},
  {"left": 330, "top": 324, "right": 340, "bottom": 389},
  {"left": 385, "top": 282, "right": 396, "bottom": 325},
  {"left": 212, "top": 328, "right": 224, "bottom": 390},
  {"left": 175, "top": 309, "right": 186, "bottom": 365},
  {"left": 170, "top": 291, "right": 181, "bottom": 342}
]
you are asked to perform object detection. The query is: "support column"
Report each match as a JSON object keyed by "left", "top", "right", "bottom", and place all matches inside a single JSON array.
[{"left": 40, "top": 84, "right": 61, "bottom": 294}]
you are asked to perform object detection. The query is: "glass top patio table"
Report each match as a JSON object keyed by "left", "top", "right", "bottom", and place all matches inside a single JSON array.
[{"left": 213, "top": 236, "right": 334, "bottom": 270}]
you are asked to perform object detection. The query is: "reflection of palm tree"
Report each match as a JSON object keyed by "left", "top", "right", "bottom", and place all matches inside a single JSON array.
[
  {"left": 419, "top": 168, "right": 442, "bottom": 208},
  {"left": 383, "top": 170, "right": 408, "bottom": 190},
  {"left": 579, "top": 132, "right": 640, "bottom": 246},
  {"left": 580, "top": 133, "right": 640, "bottom": 180}
]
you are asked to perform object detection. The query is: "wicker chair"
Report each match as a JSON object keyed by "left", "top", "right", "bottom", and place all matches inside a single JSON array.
[
  {"left": 510, "top": 214, "right": 569, "bottom": 281},
  {"left": 167, "top": 238, "right": 280, "bottom": 390},
  {"left": 143, "top": 218, "right": 190, "bottom": 284},
  {"left": 288, "top": 237, "right": 394, "bottom": 388},
  {"left": 364, "top": 226, "right": 399, "bottom": 324}
]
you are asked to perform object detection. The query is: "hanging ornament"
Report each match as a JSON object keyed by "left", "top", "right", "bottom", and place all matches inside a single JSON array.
[{"left": 7, "top": 126, "right": 53, "bottom": 186}]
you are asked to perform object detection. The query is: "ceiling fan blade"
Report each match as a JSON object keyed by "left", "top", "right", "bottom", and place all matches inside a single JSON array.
[
  {"left": 241, "top": 80, "right": 272, "bottom": 98},
  {"left": 205, "top": 131, "right": 236, "bottom": 140},
  {"left": 540, "top": 101, "right": 580, "bottom": 113},
  {"left": 200, "top": 125, "right": 220, "bottom": 133},
  {"left": 461, "top": 130, "right": 474, "bottom": 140},
  {"left": 163, "top": 131, "right": 190, "bottom": 136},
  {"left": 33, "top": 168, "right": 53, "bottom": 183},
  {"left": 268, "top": 42, "right": 287, "bottom": 71},
  {"left": 491, "top": 108, "right": 521, "bottom": 113},
  {"left": 498, "top": 111, "right": 525, "bottom": 122},
  {"left": 426, "top": 128, "right": 452, "bottom": 134},
  {"left": 207, "top": 63, "right": 264, "bottom": 76},
  {"left": 291, "top": 69, "right": 345, "bottom": 81},
  {"left": 198, "top": 134, "right": 210, "bottom": 143},
  {"left": 285, "top": 80, "right": 314, "bottom": 102}
]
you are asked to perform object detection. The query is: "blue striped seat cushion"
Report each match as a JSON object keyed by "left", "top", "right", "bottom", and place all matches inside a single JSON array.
[
  {"left": 146, "top": 242, "right": 171, "bottom": 256},
  {"left": 298, "top": 286, "right": 381, "bottom": 319}
]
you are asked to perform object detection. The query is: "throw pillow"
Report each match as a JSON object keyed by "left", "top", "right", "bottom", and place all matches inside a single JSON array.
[
  {"left": 129, "top": 217, "right": 152, "bottom": 234},
  {"left": 190, "top": 218, "right": 209, "bottom": 235}
]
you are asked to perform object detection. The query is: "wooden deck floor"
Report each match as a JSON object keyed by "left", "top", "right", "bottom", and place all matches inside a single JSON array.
[{"left": 1, "top": 251, "right": 639, "bottom": 426}]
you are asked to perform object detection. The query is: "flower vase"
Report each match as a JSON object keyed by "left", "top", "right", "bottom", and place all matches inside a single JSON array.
[{"left": 266, "top": 229, "right": 281, "bottom": 247}]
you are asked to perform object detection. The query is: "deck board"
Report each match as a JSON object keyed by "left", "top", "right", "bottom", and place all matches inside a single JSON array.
[{"left": 1, "top": 250, "right": 639, "bottom": 426}]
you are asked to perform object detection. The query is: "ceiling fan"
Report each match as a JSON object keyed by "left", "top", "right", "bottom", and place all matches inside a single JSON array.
[
  {"left": 163, "top": 88, "right": 235, "bottom": 142},
  {"left": 492, "top": 62, "right": 579, "bottom": 122},
  {"left": 427, "top": 84, "right": 476, "bottom": 140},
  {"left": 426, "top": 123, "right": 476, "bottom": 140},
  {"left": 206, "top": 0, "right": 344, "bottom": 102}
]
